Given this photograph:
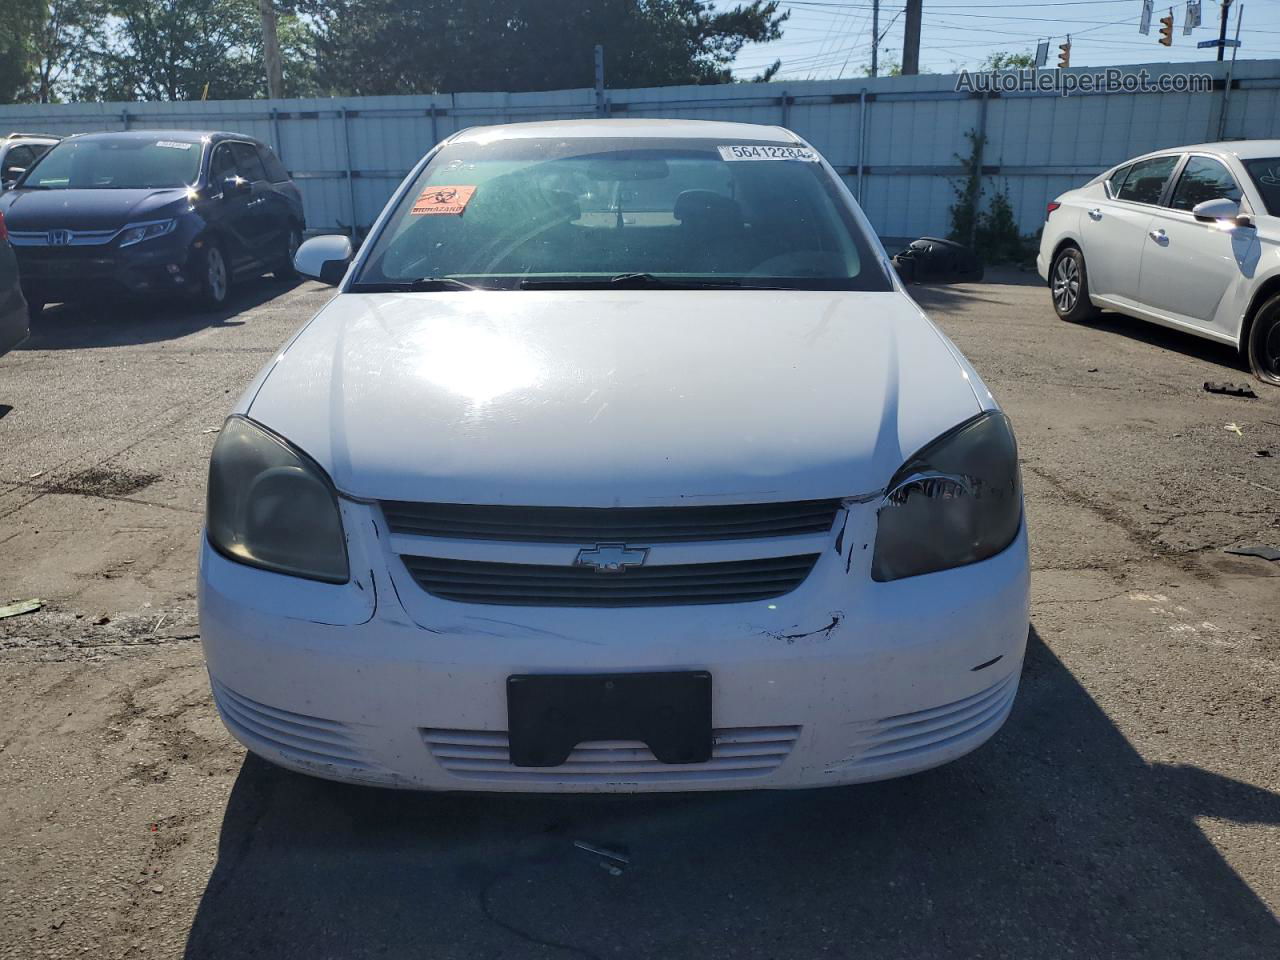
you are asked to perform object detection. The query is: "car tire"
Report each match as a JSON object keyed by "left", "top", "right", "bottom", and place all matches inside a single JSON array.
[
  {"left": 1050, "top": 246, "right": 1100, "bottom": 323},
  {"left": 273, "top": 225, "right": 302, "bottom": 281},
  {"left": 1245, "top": 293, "right": 1280, "bottom": 387},
  {"left": 195, "top": 240, "right": 231, "bottom": 311}
]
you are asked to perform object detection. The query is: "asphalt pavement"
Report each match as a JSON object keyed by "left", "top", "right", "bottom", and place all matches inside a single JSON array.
[{"left": 1, "top": 269, "right": 1277, "bottom": 959}]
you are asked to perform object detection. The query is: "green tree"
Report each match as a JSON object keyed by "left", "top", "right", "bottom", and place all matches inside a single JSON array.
[
  {"left": 979, "top": 50, "right": 1036, "bottom": 70},
  {"left": 87, "top": 0, "right": 314, "bottom": 101},
  {"left": 28, "top": 0, "right": 107, "bottom": 102},
  {"left": 296, "top": 0, "right": 788, "bottom": 96},
  {"left": 0, "top": 0, "right": 44, "bottom": 103}
]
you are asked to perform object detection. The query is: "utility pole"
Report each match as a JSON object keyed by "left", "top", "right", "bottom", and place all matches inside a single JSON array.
[
  {"left": 1216, "top": 0, "right": 1232, "bottom": 61},
  {"left": 902, "top": 0, "right": 922, "bottom": 75},
  {"left": 258, "top": 0, "right": 284, "bottom": 99},
  {"left": 1217, "top": 2, "right": 1243, "bottom": 138},
  {"left": 871, "top": 0, "right": 880, "bottom": 77},
  {"left": 594, "top": 45, "right": 606, "bottom": 117}
]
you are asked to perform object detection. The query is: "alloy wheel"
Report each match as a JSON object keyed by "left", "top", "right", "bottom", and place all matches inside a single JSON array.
[
  {"left": 206, "top": 247, "right": 228, "bottom": 303},
  {"left": 1052, "top": 255, "right": 1079, "bottom": 313}
]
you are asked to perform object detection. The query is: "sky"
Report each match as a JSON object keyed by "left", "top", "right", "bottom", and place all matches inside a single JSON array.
[{"left": 728, "top": 0, "right": 1280, "bottom": 80}]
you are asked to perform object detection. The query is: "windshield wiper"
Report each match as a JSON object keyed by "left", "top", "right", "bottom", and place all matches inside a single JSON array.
[
  {"left": 520, "top": 273, "right": 743, "bottom": 290},
  {"left": 350, "top": 277, "right": 479, "bottom": 292}
]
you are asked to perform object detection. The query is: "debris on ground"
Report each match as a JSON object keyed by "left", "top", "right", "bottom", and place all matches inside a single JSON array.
[
  {"left": 1204, "top": 381, "right": 1257, "bottom": 398},
  {"left": 1224, "top": 422, "right": 1244, "bottom": 437},
  {"left": 0, "top": 599, "right": 44, "bottom": 620},
  {"left": 1224, "top": 545, "right": 1280, "bottom": 562},
  {"left": 44, "top": 467, "right": 159, "bottom": 498},
  {"left": 1258, "top": 450, "right": 1273, "bottom": 458},
  {"left": 573, "top": 840, "right": 630, "bottom": 876}
]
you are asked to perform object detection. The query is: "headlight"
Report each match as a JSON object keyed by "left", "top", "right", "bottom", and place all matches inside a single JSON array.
[
  {"left": 872, "top": 411, "right": 1021, "bottom": 582},
  {"left": 206, "top": 417, "right": 349, "bottom": 583},
  {"left": 117, "top": 218, "right": 176, "bottom": 247}
]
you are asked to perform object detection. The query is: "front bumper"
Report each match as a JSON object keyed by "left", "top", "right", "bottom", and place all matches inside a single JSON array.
[
  {"left": 198, "top": 500, "right": 1031, "bottom": 793},
  {"left": 15, "top": 237, "right": 196, "bottom": 301}
]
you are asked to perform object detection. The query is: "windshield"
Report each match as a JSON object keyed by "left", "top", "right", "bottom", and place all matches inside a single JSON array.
[
  {"left": 1242, "top": 158, "right": 1280, "bottom": 216},
  {"left": 23, "top": 137, "right": 203, "bottom": 190},
  {"left": 354, "top": 137, "right": 890, "bottom": 291}
]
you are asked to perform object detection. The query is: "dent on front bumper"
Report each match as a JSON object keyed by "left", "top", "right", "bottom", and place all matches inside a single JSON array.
[{"left": 197, "top": 500, "right": 1031, "bottom": 793}]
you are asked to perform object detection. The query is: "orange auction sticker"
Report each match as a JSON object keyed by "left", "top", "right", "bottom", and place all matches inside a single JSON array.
[{"left": 411, "top": 185, "right": 476, "bottom": 216}]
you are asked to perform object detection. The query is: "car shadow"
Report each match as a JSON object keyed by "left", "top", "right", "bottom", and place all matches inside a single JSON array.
[
  {"left": 184, "top": 627, "right": 1280, "bottom": 959},
  {"left": 14, "top": 277, "right": 299, "bottom": 351},
  {"left": 914, "top": 281, "right": 1251, "bottom": 375},
  {"left": 1087, "top": 310, "right": 1250, "bottom": 373}
]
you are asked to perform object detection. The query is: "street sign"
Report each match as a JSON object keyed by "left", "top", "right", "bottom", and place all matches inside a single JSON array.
[{"left": 1198, "top": 38, "right": 1241, "bottom": 48}]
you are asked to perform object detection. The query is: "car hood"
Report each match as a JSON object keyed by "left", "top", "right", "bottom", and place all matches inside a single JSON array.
[
  {"left": 0, "top": 187, "right": 188, "bottom": 231},
  {"left": 246, "top": 290, "right": 987, "bottom": 506}
]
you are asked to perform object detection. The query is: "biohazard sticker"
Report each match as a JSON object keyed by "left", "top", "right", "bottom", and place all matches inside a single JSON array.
[
  {"left": 717, "top": 145, "right": 819, "bottom": 162},
  {"left": 411, "top": 185, "right": 477, "bottom": 216}
]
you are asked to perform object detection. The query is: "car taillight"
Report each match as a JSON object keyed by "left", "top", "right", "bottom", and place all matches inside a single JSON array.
[
  {"left": 0, "top": 210, "right": 7, "bottom": 244},
  {"left": 1045, "top": 201, "right": 1061, "bottom": 220}
]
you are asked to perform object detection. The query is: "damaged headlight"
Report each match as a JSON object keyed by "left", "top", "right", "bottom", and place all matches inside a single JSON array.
[
  {"left": 872, "top": 411, "right": 1021, "bottom": 582},
  {"left": 206, "top": 416, "right": 349, "bottom": 583}
]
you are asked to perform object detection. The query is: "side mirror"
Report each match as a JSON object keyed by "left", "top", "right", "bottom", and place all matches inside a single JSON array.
[
  {"left": 1191, "top": 197, "right": 1250, "bottom": 227},
  {"left": 295, "top": 234, "right": 353, "bottom": 285},
  {"left": 221, "top": 176, "right": 251, "bottom": 197},
  {"left": 891, "top": 237, "right": 984, "bottom": 285}
]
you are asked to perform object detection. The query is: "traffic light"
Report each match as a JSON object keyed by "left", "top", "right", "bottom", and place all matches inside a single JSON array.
[
  {"left": 1058, "top": 38, "right": 1071, "bottom": 68},
  {"left": 1159, "top": 10, "right": 1174, "bottom": 45}
]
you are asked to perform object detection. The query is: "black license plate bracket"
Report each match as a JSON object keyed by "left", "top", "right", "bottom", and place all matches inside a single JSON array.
[{"left": 506, "top": 671, "right": 712, "bottom": 768}]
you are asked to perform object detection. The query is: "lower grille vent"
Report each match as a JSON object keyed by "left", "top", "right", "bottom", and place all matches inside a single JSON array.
[
  {"left": 422, "top": 725, "right": 801, "bottom": 784},
  {"left": 839, "top": 671, "right": 1018, "bottom": 771},
  {"left": 211, "top": 680, "right": 377, "bottom": 773}
]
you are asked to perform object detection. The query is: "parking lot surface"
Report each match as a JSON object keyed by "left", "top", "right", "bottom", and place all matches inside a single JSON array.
[{"left": 1, "top": 271, "right": 1277, "bottom": 959}]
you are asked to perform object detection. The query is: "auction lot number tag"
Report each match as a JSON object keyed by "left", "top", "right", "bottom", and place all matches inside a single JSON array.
[
  {"left": 717, "top": 145, "right": 819, "bottom": 162},
  {"left": 411, "top": 185, "right": 477, "bottom": 216}
]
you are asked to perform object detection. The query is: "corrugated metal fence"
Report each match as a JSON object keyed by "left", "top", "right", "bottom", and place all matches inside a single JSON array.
[{"left": 2, "top": 58, "right": 1277, "bottom": 240}]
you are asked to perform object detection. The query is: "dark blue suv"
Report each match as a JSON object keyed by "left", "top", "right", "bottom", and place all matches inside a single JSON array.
[{"left": 0, "top": 130, "right": 305, "bottom": 314}]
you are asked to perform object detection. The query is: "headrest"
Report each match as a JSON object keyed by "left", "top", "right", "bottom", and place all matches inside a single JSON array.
[{"left": 673, "top": 190, "right": 742, "bottom": 228}]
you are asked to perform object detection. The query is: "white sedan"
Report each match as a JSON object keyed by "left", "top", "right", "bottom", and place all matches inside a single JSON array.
[
  {"left": 1038, "top": 139, "right": 1280, "bottom": 385},
  {"left": 199, "top": 119, "right": 1029, "bottom": 792}
]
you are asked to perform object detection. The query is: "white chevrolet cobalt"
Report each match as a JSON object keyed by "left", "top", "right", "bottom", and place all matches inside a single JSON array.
[
  {"left": 199, "top": 120, "right": 1029, "bottom": 791},
  {"left": 1038, "top": 140, "right": 1280, "bottom": 385}
]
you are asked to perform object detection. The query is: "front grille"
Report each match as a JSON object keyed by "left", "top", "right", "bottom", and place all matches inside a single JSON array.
[
  {"left": 402, "top": 553, "right": 820, "bottom": 606},
  {"left": 422, "top": 725, "right": 801, "bottom": 784},
  {"left": 381, "top": 499, "right": 842, "bottom": 543},
  {"left": 8, "top": 228, "right": 118, "bottom": 247}
]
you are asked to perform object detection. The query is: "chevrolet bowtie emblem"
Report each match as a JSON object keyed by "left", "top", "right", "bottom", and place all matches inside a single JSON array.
[{"left": 574, "top": 543, "right": 649, "bottom": 573}]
